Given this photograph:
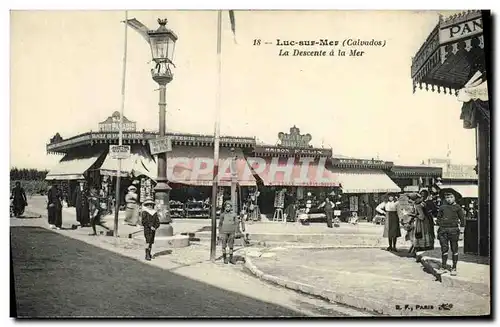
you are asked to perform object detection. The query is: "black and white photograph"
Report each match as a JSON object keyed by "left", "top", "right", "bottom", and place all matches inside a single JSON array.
[{"left": 8, "top": 6, "right": 492, "bottom": 319}]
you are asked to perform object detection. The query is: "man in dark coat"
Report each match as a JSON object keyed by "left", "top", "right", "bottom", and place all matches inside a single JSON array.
[
  {"left": 319, "top": 197, "right": 335, "bottom": 228},
  {"left": 72, "top": 181, "right": 90, "bottom": 227},
  {"left": 47, "top": 183, "right": 63, "bottom": 229},
  {"left": 11, "top": 181, "right": 27, "bottom": 217}
]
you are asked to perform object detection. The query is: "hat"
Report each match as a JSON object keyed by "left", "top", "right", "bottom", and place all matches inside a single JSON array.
[
  {"left": 407, "top": 193, "right": 422, "bottom": 202},
  {"left": 128, "top": 185, "right": 137, "bottom": 191},
  {"left": 143, "top": 198, "right": 155, "bottom": 206},
  {"left": 439, "top": 188, "right": 462, "bottom": 201},
  {"left": 224, "top": 200, "right": 233, "bottom": 207}
]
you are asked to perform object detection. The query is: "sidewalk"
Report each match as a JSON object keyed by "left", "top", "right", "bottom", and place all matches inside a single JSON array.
[
  {"left": 417, "top": 247, "right": 490, "bottom": 297},
  {"left": 244, "top": 247, "right": 490, "bottom": 316},
  {"left": 11, "top": 204, "right": 372, "bottom": 317}
]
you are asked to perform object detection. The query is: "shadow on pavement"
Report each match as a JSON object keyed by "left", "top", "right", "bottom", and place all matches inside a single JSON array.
[
  {"left": 423, "top": 247, "right": 490, "bottom": 265},
  {"left": 10, "top": 226, "right": 304, "bottom": 318}
]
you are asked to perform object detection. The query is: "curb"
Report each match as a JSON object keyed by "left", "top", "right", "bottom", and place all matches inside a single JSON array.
[
  {"left": 417, "top": 254, "right": 490, "bottom": 295},
  {"left": 245, "top": 256, "right": 401, "bottom": 316}
]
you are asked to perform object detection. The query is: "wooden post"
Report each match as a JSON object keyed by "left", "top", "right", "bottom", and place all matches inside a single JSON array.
[{"left": 477, "top": 111, "right": 490, "bottom": 257}]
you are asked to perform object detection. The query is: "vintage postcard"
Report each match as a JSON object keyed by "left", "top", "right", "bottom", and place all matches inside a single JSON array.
[{"left": 9, "top": 9, "right": 491, "bottom": 318}]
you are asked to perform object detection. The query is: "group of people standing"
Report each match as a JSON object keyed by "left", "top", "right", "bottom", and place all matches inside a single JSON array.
[
  {"left": 376, "top": 189, "right": 465, "bottom": 276},
  {"left": 376, "top": 190, "right": 437, "bottom": 253},
  {"left": 45, "top": 181, "right": 161, "bottom": 262}
]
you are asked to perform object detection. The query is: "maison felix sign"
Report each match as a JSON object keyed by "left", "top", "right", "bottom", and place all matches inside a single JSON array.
[{"left": 255, "top": 146, "right": 332, "bottom": 157}]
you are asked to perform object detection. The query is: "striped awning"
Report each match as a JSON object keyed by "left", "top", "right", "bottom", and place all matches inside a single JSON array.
[
  {"left": 46, "top": 152, "right": 105, "bottom": 180},
  {"left": 162, "top": 146, "right": 256, "bottom": 186},
  {"left": 100, "top": 146, "right": 156, "bottom": 180},
  {"left": 332, "top": 169, "right": 401, "bottom": 194},
  {"left": 439, "top": 184, "right": 478, "bottom": 198}
]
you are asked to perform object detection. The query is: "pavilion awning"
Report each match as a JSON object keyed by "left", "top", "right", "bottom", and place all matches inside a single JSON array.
[
  {"left": 99, "top": 146, "right": 157, "bottom": 180},
  {"left": 411, "top": 11, "right": 485, "bottom": 94},
  {"left": 249, "top": 157, "right": 339, "bottom": 187},
  {"left": 46, "top": 152, "right": 105, "bottom": 180},
  {"left": 332, "top": 169, "right": 401, "bottom": 194},
  {"left": 153, "top": 146, "right": 256, "bottom": 186},
  {"left": 439, "top": 184, "right": 478, "bottom": 198}
]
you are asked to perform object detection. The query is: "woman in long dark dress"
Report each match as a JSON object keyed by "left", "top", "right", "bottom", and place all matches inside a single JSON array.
[
  {"left": 141, "top": 198, "right": 160, "bottom": 261},
  {"left": 47, "top": 183, "right": 63, "bottom": 229},
  {"left": 11, "top": 181, "right": 27, "bottom": 217}
]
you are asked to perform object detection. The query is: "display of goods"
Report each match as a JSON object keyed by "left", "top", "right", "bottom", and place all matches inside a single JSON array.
[{"left": 274, "top": 190, "right": 285, "bottom": 208}]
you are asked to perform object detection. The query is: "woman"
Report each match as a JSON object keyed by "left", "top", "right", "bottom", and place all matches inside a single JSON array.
[
  {"left": 47, "top": 183, "right": 63, "bottom": 229},
  {"left": 124, "top": 185, "right": 139, "bottom": 226},
  {"left": 11, "top": 181, "right": 27, "bottom": 217},
  {"left": 409, "top": 193, "right": 435, "bottom": 254},
  {"left": 377, "top": 193, "right": 401, "bottom": 251},
  {"left": 141, "top": 198, "right": 160, "bottom": 261}
]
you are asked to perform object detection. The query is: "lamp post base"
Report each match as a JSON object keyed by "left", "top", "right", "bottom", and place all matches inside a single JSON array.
[{"left": 154, "top": 181, "right": 173, "bottom": 238}]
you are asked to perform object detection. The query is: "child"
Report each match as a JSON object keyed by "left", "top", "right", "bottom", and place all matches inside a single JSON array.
[
  {"left": 141, "top": 198, "right": 160, "bottom": 261},
  {"left": 436, "top": 191, "right": 465, "bottom": 276},
  {"left": 349, "top": 212, "right": 359, "bottom": 225},
  {"left": 218, "top": 201, "right": 239, "bottom": 264}
]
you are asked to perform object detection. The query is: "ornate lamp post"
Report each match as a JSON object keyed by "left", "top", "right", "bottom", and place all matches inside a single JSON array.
[{"left": 127, "top": 18, "right": 178, "bottom": 236}]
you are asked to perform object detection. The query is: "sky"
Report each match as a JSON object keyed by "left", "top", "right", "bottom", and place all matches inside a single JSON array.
[{"left": 10, "top": 10, "right": 478, "bottom": 170}]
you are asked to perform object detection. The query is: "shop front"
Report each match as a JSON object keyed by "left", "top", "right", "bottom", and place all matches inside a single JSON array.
[
  {"left": 248, "top": 126, "right": 339, "bottom": 220},
  {"left": 389, "top": 165, "right": 443, "bottom": 193},
  {"left": 411, "top": 10, "right": 490, "bottom": 256},
  {"left": 329, "top": 158, "right": 401, "bottom": 221}
]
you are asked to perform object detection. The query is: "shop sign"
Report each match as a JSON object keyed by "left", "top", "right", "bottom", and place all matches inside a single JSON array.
[
  {"left": 443, "top": 164, "right": 477, "bottom": 180},
  {"left": 256, "top": 146, "right": 332, "bottom": 157},
  {"left": 149, "top": 136, "right": 172, "bottom": 155},
  {"left": 278, "top": 126, "right": 312, "bottom": 148},
  {"left": 439, "top": 17, "right": 482, "bottom": 44},
  {"left": 171, "top": 134, "right": 254, "bottom": 144},
  {"left": 109, "top": 145, "right": 131, "bottom": 159},
  {"left": 99, "top": 122, "right": 136, "bottom": 132},
  {"left": 334, "top": 158, "right": 385, "bottom": 165},
  {"left": 98, "top": 112, "right": 137, "bottom": 132},
  {"left": 47, "top": 134, "right": 91, "bottom": 150},
  {"left": 92, "top": 132, "right": 144, "bottom": 140}
]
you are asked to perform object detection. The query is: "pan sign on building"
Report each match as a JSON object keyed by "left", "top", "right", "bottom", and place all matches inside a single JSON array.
[
  {"left": 439, "top": 16, "right": 482, "bottom": 44},
  {"left": 109, "top": 145, "right": 131, "bottom": 159},
  {"left": 149, "top": 136, "right": 172, "bottom": 155}
]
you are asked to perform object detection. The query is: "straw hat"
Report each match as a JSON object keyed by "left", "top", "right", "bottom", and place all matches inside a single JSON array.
[
  {"left": 143, "top": 197, "right": 155, "bottom": 206},
  {"left": 128, "top": 185, "right": 137, "bottom": 191}
]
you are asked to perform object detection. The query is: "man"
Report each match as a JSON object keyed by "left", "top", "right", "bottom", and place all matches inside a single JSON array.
[
  {"left": 319, "top": 197, "right": 335, "bottom": 228},
  {"left": 88, "top": 188, "right": 110, "bottom": 236},
  {"left": 47, "top": 183, "right": 63, "bottom": 229},
  {"left": 363, "top": 201, "right": 373, "bottom": 222},
  {"left": 218, "top": 201, "right": 240, "bottom": 264},
  {"left": 436, "top": 191, "right": 465, "bottom": 276},
  {"left": 11, "top": 181, "right": 27, "bottom": 217}
]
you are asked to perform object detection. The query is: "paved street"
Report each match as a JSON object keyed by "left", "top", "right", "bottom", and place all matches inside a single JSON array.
[
  {"left": 248, "top": 247, "right": 490, "bottom": 316},
  {"left": 10, "top": 226, "right": 364, "bottom": 318}
]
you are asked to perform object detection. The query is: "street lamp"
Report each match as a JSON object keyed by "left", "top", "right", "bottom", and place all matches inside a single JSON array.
[{"left": 126, "top": 18, "right": 178, "bottom": 235}]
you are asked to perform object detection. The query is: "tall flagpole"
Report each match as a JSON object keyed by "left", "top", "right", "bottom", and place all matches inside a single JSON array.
[
  {"left": 114, "top": 10, "right": 128, "bottom": 237},
  {"left": 210, "top": 10, "right": 223, "bottom": 261}
]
